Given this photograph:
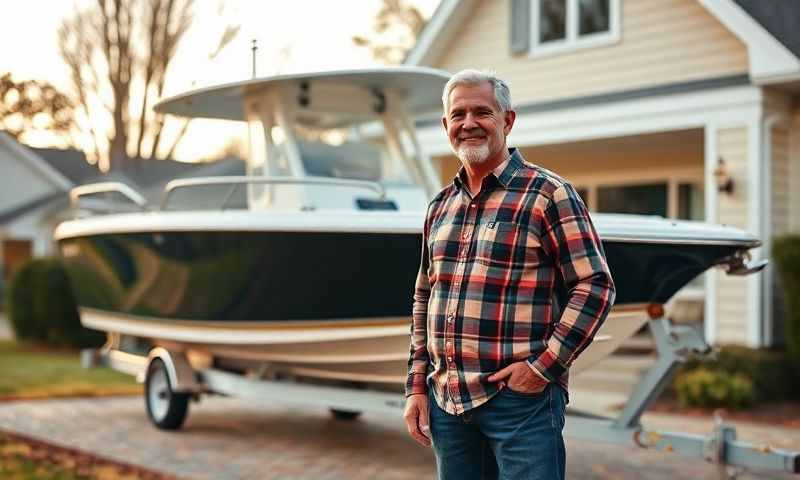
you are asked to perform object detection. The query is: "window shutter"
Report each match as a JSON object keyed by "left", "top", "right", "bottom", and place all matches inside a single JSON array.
[{"left": 510, "top": 0, "right": 531, "bottom": 55}]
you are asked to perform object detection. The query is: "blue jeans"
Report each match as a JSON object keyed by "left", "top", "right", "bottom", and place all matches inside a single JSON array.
[{"left": 429, "top": 384, "right": 566, "bottom": 480}]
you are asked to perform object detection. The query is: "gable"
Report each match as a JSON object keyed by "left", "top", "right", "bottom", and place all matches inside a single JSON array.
[
  {"left": 0, "top": 134, "right": 71, "bottom": 219},
  {"left": 416, "top": 0, "right": 750, "bottom": 107}
]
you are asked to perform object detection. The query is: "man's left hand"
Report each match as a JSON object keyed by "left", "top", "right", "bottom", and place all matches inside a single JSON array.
[{"left": 487, "top": 361, "right": 549, "bottom": 394}]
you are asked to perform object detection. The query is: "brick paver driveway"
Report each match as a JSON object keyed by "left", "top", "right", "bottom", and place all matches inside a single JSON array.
[{"left": 0, "top": 395, "right": 797, "bottom": 479}]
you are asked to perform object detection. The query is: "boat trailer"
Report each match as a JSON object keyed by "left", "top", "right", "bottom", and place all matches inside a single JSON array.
[{"left": 87, "top": 314, "right": 800, "bottom": 479}]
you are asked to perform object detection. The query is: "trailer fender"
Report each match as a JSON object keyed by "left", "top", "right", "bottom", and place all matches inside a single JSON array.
[{"left": 145, "top": 348, "right": 201, "bottom": 393}]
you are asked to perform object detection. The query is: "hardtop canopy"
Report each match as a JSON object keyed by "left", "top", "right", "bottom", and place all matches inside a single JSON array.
[{"left": 154, "top": 67, "right": 451, "bottom": 122}]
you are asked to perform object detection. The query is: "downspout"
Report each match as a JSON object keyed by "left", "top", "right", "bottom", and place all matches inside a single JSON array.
[{"left": 761, "top": 113, "right": 786, "bottom": 347}]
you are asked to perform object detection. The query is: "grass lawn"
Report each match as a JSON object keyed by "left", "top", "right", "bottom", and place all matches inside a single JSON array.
[
  {"left": 0, "top": 340, "right": 141, "bottom": 400},
  {"left": 0, "top": 431, "right": 171, "bottom": 480}
]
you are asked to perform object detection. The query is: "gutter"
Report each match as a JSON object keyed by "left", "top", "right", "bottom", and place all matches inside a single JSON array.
[{"left": 760, "top": 113, "right": 787, "bottom": 347}]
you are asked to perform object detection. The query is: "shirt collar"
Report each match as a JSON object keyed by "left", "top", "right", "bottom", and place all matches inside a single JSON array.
[{"left": 453, "top": 148, "right": 521, "bottom": 191}]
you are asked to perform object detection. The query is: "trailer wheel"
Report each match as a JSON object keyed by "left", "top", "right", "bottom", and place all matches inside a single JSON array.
[
  {"left": 330, "top": 408, "right": 362, "bottom": 421},
  {"left": 145, "top": 358, "right": 190, "bottom": 430}
]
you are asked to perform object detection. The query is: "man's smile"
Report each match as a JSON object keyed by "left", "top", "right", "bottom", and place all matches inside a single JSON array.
[{"left": 458, "top": 130, "right": 487, "bottom": 144}]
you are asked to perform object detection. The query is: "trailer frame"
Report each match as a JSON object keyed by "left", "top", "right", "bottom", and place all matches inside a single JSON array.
[{"left": 87, "top": 315, "right": 800, "bottom": 478}]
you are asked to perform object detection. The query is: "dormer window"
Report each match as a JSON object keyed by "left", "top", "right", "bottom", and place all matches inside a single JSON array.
[{"left": 530, "top": 0, "right": 620, "bottom": 57}]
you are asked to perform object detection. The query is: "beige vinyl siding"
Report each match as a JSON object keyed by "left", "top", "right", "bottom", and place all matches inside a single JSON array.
[
  {"left": 772, "top": 127, "right": 791, "bottom": 237},
  {"left": 714, "top": 126, "right": 749, "bottom": 345},
  {"left": 432, "top": 0, "right": 748, "bottom": 106}
]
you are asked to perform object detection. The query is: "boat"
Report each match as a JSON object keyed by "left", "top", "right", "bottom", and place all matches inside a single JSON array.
[
  {"left": 55, "top": 68, "right": 800, "bottom": 476},
  {"left": 55, "top": 67, "right": 765, "bottom": 389}
]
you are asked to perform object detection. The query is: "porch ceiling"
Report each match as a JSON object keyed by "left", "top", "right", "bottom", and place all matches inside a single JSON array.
[{"left": 518, "top": 128, "right": 704, "bottom": 178}]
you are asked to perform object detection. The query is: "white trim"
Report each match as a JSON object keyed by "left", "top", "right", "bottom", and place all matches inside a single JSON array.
[
  {"left": 405, "top": 0, "right": 477, "bottom": 66},
  {"left": 54, "top": 207, "right": 758, "bottom": 247},
  {"left": 418, "top": 85, "right": 762, "bottom": 155},
  {"left": 698, "top": 0, "right": 800, "bottom": 83},
  {"left": 529, "top": 0, "right": 621, "bottom": 59},
  {"left": 54, "top": 210, "right": 426, "bottom": 240},
  {"left": 746, "top": 118, "right": 762, "bottom": 347},
  {"left": 0, "top": 132, "right": 73, "bottom": 191},
  {"left": 703, "top": 122, "right": 718, "bottom": 344}
]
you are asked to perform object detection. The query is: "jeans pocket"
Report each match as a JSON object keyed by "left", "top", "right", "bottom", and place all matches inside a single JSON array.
[{"left": 502, "top": 384, "right": 548, "bottom": 398}]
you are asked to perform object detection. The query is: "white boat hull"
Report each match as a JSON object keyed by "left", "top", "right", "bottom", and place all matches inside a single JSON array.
[{"left": 83, "top": 307, "right": 650, "bottom": 386}]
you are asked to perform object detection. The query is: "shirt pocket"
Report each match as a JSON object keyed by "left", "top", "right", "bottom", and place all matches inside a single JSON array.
[
  {"left": 429, "top": 220, "right": 459, "bottom": 268},
  {"left": 475, "top": 221, "right": 542, "bottom": 269}
]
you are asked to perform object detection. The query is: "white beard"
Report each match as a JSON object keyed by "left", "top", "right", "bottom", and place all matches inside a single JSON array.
[{"left": 455, "top": 142, "right": 490, "bottom": 165}]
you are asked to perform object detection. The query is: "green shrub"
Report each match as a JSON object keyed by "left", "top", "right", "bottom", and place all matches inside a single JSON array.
[
  {"left": 774, "top": 235, "right": 800, "bottom": 362},
  {"left": 7, "top": 258, "right": 104, "bottom": 348},
  {"left": 682, "top": 345, "right": 798, "bottom": 401},
  {"left": 675, "top": 368, "right": 755, "bottom": 409}
]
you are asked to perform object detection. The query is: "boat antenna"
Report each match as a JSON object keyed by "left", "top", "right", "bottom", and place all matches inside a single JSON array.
[{"left": 251, "top": 39, "right": 258, "bottom": 78}]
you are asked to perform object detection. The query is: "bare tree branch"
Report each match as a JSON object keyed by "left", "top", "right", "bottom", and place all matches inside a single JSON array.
[
  {"left": 58, "top": 0, "right": 202, "bottom": 169},
  {"left": 353, "top": 0, "right": 425, "bottom": 65}
]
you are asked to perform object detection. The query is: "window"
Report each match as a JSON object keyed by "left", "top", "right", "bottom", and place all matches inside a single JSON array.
[
  {"left": 677, "top": 182, "right": 705, "bottom": 221},
  {"left": 597, "top": 183, "right": 667, "bottom": 216},
  {"left": 531, "top": 0, "right": 619, "bottom": 57}
]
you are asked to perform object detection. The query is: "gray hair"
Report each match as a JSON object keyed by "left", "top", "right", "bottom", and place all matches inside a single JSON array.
[{"left": 441, "top": 69, "right": 512, "bottom": 114}]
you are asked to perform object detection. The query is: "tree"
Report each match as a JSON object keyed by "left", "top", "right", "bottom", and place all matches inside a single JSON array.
[
  {"left": 57, "top": 0, "right": 196, "bottom": 170},
  {"left": 353, "top": 0, "right": 425, "bottom": 65},
  {"left": 0, "top": 73, "right": 76, "bottom": 145}
]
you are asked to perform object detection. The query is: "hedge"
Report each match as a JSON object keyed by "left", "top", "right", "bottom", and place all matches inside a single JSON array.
[
  {"left": 675, "top": 345, "right": 799, "bottom": 408},
  {"left": 7, "top": 258, "right": 104, "bottom": 348},
  {"left": 773, "top": 235, "right": 800, "bottom": 362}
]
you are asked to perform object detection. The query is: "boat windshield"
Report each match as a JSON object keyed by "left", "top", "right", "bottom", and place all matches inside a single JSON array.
[
  {"left": 249, "top": 120, "right": 415, "bottom": 186},
  {"left": 294, "top": 125, "right": 409, "bottom": 184}
]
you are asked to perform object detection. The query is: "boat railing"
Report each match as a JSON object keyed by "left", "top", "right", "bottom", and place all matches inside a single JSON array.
[
  {"left": 70, "top": 182, "right": 149, "bottom": 215},
  {"left": 160, "top": 176, "right": 387, "bottom": 211}
]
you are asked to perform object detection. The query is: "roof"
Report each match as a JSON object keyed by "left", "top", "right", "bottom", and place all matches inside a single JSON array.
[
  {"left": 8, "top": 142, "right": 247, "bottom": 218},
  {"left": 733, "top": 0, "right": 800, "bottom": 58},
  {"left": 0, "top": 133, "right": 72, "bottom": 190},
  {"left": 32, "top": 147, "right": 99, "bottom": 185},
  {"left": 0, "top": 191, "right": 63, "bottom": 224}
]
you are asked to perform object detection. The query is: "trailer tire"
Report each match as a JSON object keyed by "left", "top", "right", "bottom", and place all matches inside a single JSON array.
[
  {"left": 330, "top": 408, "right": 362, "bottom": 421},
  {"left": 145, "top": 358, "right": 190, "bottom": 430}
]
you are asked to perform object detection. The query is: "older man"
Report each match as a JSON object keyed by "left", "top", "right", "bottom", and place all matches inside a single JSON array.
[{"left": 403, "top": 69, "right": 616, "bottom": 480}]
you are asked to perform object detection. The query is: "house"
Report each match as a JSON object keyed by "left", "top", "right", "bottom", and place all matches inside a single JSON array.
[
  {"left": 0, "top": 133, "right": 74, "bottom": 287},
  {"left": 405, "top": 0, "right": 800, "bottom": 348},
  {"left": 0, "top": 132, "right": 245, "bottom": 297}
]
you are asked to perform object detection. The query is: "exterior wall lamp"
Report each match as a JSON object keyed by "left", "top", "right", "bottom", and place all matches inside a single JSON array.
[{"left": 713, "top": 157, "right": 734, "bottom": 194}]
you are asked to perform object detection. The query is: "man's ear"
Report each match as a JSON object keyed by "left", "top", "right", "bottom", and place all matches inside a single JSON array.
[
  {"left": 441, "top": 116, "right": 448, "bottom": 132},
  {"left": 503, "top": 110, "right": 516, "bottom": 135}
]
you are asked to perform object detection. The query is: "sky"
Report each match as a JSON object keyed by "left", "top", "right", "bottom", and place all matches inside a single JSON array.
[{"left": 1, "top": 0, "right": 440, "bottom": 163}]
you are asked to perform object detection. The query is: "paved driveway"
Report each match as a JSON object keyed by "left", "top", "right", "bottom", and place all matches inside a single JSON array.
[{"left": 0, "top": 395, "right": 797, "bottom": 479}]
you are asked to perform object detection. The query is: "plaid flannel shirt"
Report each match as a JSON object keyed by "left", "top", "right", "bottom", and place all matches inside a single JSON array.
[{"left": 406, "top": 149, "right": 616, "bottom": 414}]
